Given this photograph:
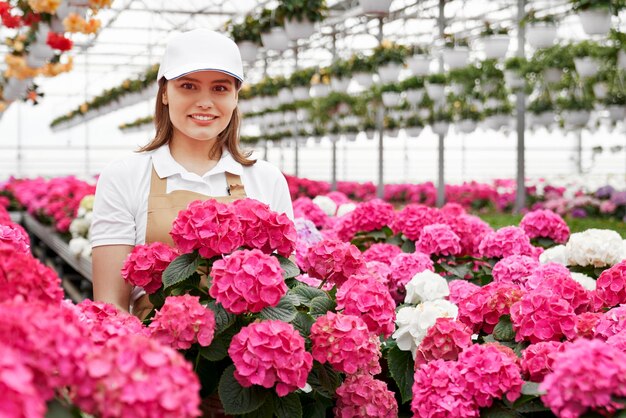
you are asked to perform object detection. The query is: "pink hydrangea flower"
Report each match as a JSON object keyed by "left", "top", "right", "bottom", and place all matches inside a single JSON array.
[
  {"left": 416, "top": 223, "right": 462, "bottom": 256},
  {"left": 148, "top": 295, "right": 215, "bottom": 350},
  {"left": 492, "top": 255, "right": 539, "bottom": 286},
  {"left": 540, "top": 339, "right": 626, "bottom": 418},
  {"left": 210, "top": 249, "right": 286, "bottom": 314},
  {"left": 349, "top": 199, "right": 395, "bottom": 235},
  {"left": 0, "top": 223, "right": 30, "bottom": 253},
  {"left": 391, "top": 204, "right": 444, "bottom": 241},
  {"left": 412, "top": 359, "right": 479, "bottom": 418},
  {"left": 444, "top": 214, "right": 493, "bottom": 257},
  {"left": 293, "top": 197, "right": 329, "bottom": 228},
  {"left": 365, "top": 261, "right": 392, "bottom": 284},
  {"left": 294, "top": 218, "right": 323, "bottom": 269},
  {"left": 73, "top": 334, "right": 201, "bottom": 418},
  {"left": 607, "top": 330, "right": 626, "bottom": 352},
  {"left": 232, "top": 198, "right": 297, "bottom": 257},
  {"left": 334, "top": 373, "right": 398, "bottom": 418},
  {"left": 478, "top": 226, "right": 535, "bottom": 259},
  {"left": 448, "top": 280, "right": 480, "bottom": 304},
  {"left": 457, "top": 282, "right": 523, "bottom": 334},
  {"left": 0, "top": 251, "right": 63, "bottom": 304},
  {"left": 120, "top": 242, "right": 178, "bottom": 294},
  {"left": 75, "top": 299, "right": 147, "bottom": 345},
  {"left": 170, "top": 199, "right": 243, "bottom": 259},
  {"left": 362, "top": 243, "right": 402, "bottom": 264},
  {"left": 441, "top": 202, "right": 466, "bottom": 217},
  {"left": 575, "top": 312, "right": 602, "bottom": 338},
  {"left": 596, "top": 261, "right": 626, "bottom": 309},
  {"left": 595, "top": 305, "right": 626, "bottom": 340},
  {"left": 0, "top": 344, "right": 45, "bottom": 418},
  {"left": 228, "top": 320, "right": 312, "bottom": 397},
  {"left": 310, "top": 312, "right": 381, "bottom": 375},
  {"left": 326, "top": 191, "right": 350, "bottom": 205},
  {"left": 415, "top": 318, "right": 472, "bottom": 366},
  {"left": 520, "top": 209, "right": 570, "bottom": 244},
  {"left": 388, "top": 252, "right": 435, "bottom": 303},
  {"left": 521, "top": 341, "right": 567, "bottom": 382},
  {"left": 510, "top": 288, "right": 577, "bottom": 343},
  {"left": 336, "top": 274, "right": 396, "bottom": 338},
  {"left": 300, "top": 239, "right": 367, "bottom": 288},
  {"left": 332, "top": 213, "right": 358, "bottom": 242},
  {"left": 458, "top": 343, "right": 523, "bottom": 407},
  {"left": 526, "top": 263, "right": 591, "bottom": 314},
  {"left": 294, "top": 273, "right": 334, "bottom": 290}
]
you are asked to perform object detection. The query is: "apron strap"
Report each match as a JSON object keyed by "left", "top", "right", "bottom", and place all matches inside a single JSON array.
[
  {"left": 150, "top": 166, "right": 167, "bottom": 195},
  {"left": 225, "top": 172, "right": 247, "bottom": 198}
]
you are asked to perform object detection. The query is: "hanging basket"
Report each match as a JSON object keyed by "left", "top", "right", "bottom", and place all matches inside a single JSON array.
[
  {"left": 532, "top": 111, "right": 556, "bottom": 127},
  {"left": 237, "top": 41, "right": 259, "bottom": 63},
  {"left": 593, "top": 82, "right": 608, "bottom": 100},
  {"left": 443, "top": 47, "right": 470, "bottom": 70},
  {"left": 608, "top": 106, "right": 626, "bottom": 122},
  {"left": 260, "top": 27, "right": 290, "bottom": 51},
  {"left": 330, "top": 77, "right": 351, "bottom": 93},
  {"left": 292, "top": 86, "right": 310, "bottom": 101},
  {"left": 481, "top": 36, "right": 510, "bottom": 60},
  {"left": 457, "top": 119, "right": 477, "bottom": 134},
  {"left": 386, "top": 128, "right": 400, "bottom": 138},
  {"left": 574, "top": 57, "right": 599, "bottom": 78},
  {"left": 345, "top": 132, "right": 358, "bottom": 142},
  {"left": 354, "top": 72, "right": 374, "bottom": 88},
  {"left": 578, "top": 9, "right": 612, "bottom": 36},
  {"left": 432, "top": 121, "right": 450, "bottom": 136},
  {"left": 309, "top": 83, "right": 331, "bottom": 98},
  {"left": 405, "top": 126, "right": 423, "bottom": 138},
  {"left": 424, "top": 83, "right": 446, "bottom": 102},
  {"left": 381, "top": 92, "right": 402, "bottom": 108},
  {"left": 526, "top": 24, "right": 557, "bottom": 49},
  {"left": 365, "top": 129, "right": 376, "bottom": 140},
  {"left": 359, "top": 0, "right": 393, "bottom": 16},
  {"left": 407, "top": 55, "right": 431, "bottom": 76},
  {"left": 543, "top": 67, "right": 563, "bottom": 84},
  {"left": 504, "top": 70, "right": 525, "bottom": 90},
  {"left": 377, "top": 63, "right": 402, "bottom": 84},
  {"left": 405, "top": 89, "right": 425, "bottom": 106},
  {"left": 284, "top": 17, "right": 316, "bottom": 41},
  {"left": 278, "top": 88, "right": 294, "bottom": 105},
  {"left": 561, "top": 110, "right": 591, "bottom": 127}
]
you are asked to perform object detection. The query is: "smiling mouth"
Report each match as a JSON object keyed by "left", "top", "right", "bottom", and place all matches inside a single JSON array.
[{"left": 190, "top": 114, "right": 217, "bottom": 121}]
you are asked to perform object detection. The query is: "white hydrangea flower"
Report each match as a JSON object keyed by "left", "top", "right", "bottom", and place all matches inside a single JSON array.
[
  {"left": 539, "top": 245, "right": 568, "bottom": 265},
  {"left": 83, "top": 211, "right": 93, "bottom": 224},
  {"left": 312, "top": 195, "right": 337, "bottom": 216},
  {"left": 404, "top": 270, "right": 449, "bottom": 304},
  {"left": 79, "top": 194, "right": 95, "bottom": 211},
  {"left": 69, "top": 218, "right": 91, "bottom": 238},
  {"left": 69, "top": 237, "right": 89, "bottom": 257},
  {"left": 392, "top": 299, "right": 458, "bottom": 358},
  {"left": 570, "top": 272, "right": 596, "bottom": 291},
  {"left": 336, "top": 202, "right": 356, "bottom": 217},
  {"left": 566, "top": 229, "right": 624, "bottom": 268}
]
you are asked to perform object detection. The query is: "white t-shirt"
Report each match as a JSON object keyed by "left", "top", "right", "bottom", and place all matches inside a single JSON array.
[{"left": 90, "top": 144, "right": 294, "bottom": 248}]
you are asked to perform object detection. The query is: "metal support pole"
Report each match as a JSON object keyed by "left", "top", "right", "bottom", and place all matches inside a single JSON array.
[
  {"left": 376, "top": 17, "right": 385, "bottom": 199},
  {"left": 436, "top": 0, "right": 446, "bottom": 207},
  {"left": 514, "top": 0, "right": 527, "bottom": 213},
  {"left": 84, "top": 51, "right": 90, "bottom": 176},
  {"left": 331, "top": 29, "right": 338, "bottom": 191},
  {"left": 293, "top": 47, "right": 300, "bottom": 177},
  {"left": 576, "top": 130, "right": 583, "bottom": 174}
]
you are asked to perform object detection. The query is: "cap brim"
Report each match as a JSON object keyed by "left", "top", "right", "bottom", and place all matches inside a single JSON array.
[{"left": 162, "top": 64, "right": 243, "bottom": 84}]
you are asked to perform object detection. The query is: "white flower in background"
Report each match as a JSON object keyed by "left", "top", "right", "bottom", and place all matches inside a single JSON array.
[
  {"left": 79, "top": 195, "right": 95, "bottom": 211},
  {"left": 539, "top": 245, "right": 568, "bottom": 265},
  {"left": 312, "top": 195, "right": 337, "bottom": 216},
  {"left": 69, "top": 217, "right": 91, "bottom": 237},
  {"left": 566, "top": 229, "right": 624, "bottom": 268},
  {"left": 392, "top": 299, "right": 458, "bottom": 358},
  {"left": 84, "top": 211, "right": 93, "bottom": 224},
  {"left": 405, "top": 271, "right": 449, "bottom": 304},
  {"left": 81, "top": 244, "right": 92, "bottom": 259},
  {"left": 570, "top": 272, "right": 596, "bottom": 291},
  {"left": 336, "top": 202, "right": 356, "bottom": 217},
  {"left": 69, "top": 237, "right": 90, "bottom": 257}
]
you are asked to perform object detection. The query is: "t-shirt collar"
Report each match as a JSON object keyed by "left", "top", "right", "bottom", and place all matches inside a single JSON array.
[{"left": 152, "top": 143, "right": 243, "bottom": 180}]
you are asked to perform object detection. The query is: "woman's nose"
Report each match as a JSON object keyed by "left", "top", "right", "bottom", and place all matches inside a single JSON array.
[{"left": 195, "top": 93, "right": 215, "bottom": 109}]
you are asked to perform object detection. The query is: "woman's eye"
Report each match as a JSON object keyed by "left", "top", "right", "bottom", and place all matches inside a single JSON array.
[
  {"left": 181, "top": 82, "right": 195, "bottom": 89},
  {"left": 214, "top": 85, "right": 228, "bottom": 92}
]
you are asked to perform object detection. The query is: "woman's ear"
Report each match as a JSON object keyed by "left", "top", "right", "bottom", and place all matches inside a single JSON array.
[{"left": 162, "top": 92, "right": 168, "bottom": 105}]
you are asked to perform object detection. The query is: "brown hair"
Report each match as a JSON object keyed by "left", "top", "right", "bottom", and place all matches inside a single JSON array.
[{"left": 138, "top": 78, "right": 256, "bottom": 166}]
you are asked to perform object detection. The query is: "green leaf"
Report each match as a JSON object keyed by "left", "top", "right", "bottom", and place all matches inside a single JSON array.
[
  {"left": 275, "top": 393, "right": 303, "bottom": 418},
  {"left": 218, "top": 365, "right": 271, "bottom": 415},
  {"left": 521, "top": 381, "right": 543, "bottom": 396},
  {"left": 381, "top": 226, "right": 394, "bottom": 237},
  {"left": 440, "top": 262, "right": 471, "bottom": 279},
  {"left": 494, "top": 315, "right": 516, "bottom": 342},
  {"left": 401, "top": 239, "right": 416, "bottom": 253},
  {"left": 512, "top": 396, "right": 549, "bottom": 413},
  {"left": 199, "top": 324, "right": 240, "bottom": 361},
  {"left": 307, "top": 362, "right": 341, "bottom": 398},
  {"left": 292, "top": 311, "right": 315, "bottom": 338},
  {"left": 259, "top": 296, "right": 297, "bottom": 322},
  {"left": 207, "top": 301, "right": 236, "bottom": 334},
  {"left": 290, "top": 285, "right": 328, "bottom": 305},
  {"left": 242, "top": 397, "right": 274, "bottom": 418},
  {"left": 481, "top": 404, "right": 519, "bottom": 418},
  {"left": 387, "top": 345, "right": 414, "bottom": 404},
  {"left": 162, "top": 252, "right": 200, "bottom": 288},
  {"left": 45, "top": 399, "right": 81, "bottom": 418},
  {"left": 302, "top": 401, "right": 330, "bottom": 418},
  {"left": 309, "top": 296, "right": 336, "bottom": 316},
  {"left": 276, "top": 254, "right": 301, "bottom": 279}
]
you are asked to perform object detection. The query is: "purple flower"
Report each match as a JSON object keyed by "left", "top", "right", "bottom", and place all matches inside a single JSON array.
[
  {"left": 570, "top": 208, "right": 587, "bottom": 218},
  {"left": 611, "top": 191, "right": 626, "bottom": 206},
  {"left": 595, "top": 185, "right": 615, "bottom": 200}
]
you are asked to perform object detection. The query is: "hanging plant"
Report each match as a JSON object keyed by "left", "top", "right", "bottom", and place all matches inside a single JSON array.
[
  {"left": 347, "top": 53, "right": 376, "bottom": 74},
  {"left": 277, "top": 0, "right": 327, "bottom": 23},
  {"left": 480, "top": 21, "right": 509, "bottom": 37},
  {"left": 258, "top": 8, "right": 285, "bottom": 33},
  {"left": 327, "top": 59, "right": 352, "bottom": 81},
  {"left": 288, "top": 67, "right": 316, "bottom": 88},
  {"left": 400, "top": 76, "right": 425, "bottom": 90},
  {"left": 228, "top": 15, "right": 262, "bottom": 45}
]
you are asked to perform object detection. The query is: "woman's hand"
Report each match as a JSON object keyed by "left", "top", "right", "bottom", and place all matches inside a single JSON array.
[{"left": 92, "top": 244, "right": 134, "bottom": 312}]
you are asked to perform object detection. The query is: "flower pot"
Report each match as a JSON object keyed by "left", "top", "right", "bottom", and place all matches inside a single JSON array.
[
  {"left": 237, "top": 41, "right": 258, "bottom": 63},
  {"left": 328, "top": 133, "right": 340, "bottom": 143},
  {"left": 481, "top": 36, "right": 510, "bottom": 60},
  {"left": 284, "top": 17, "right": 316, "bottom": 41},
  {"left": 578, "top": 9, "right": 612, "bottom": 36},
  {"left": 292, "top": 86, "right": 309, "bottom": 101},
  {"left": 574, "top": 57, "right": 599, "bottom": 78},
  {"left": 365, "top": 130, "right": 376, "bottom": 140},
  {"left": 543, "top": 67, "right": 562, "bottom": 84},
  {"left": 310, "top": 83, "right": 331, "bottom": 98},
  {"left": 432, "top": 121, "right": 450, "bottom": 136},
  {"left": 405, "top": 126, "right": 423, "bottom": 137},
  {"left": 278, "top": 88, "right": 293, "bottom": 105},
  {"left": 359, "top": 0, "right": 393, "bottom": 15},
  {"left": 354, "top": 72, "right": 374, "bottom": 88},
  {"left": 504, "top": 70, "right": 525, "bottom": 90},
  {"left": 407, "top": 55, "right": 431, "bottom": 76},
  {"left": 592, "top": 82, "right": 608, "bottom": 100},
  {"left": 424, "top": 83, "right": 446, "bottom": 102},
  {"left": 382, "top": 92, "right": 402, "bottom": 108},
  {"left": 532, "top": 111, "right": 556, "bottom": 126},
  {"left": 331, "top": 77, "right": 351, "bottom": 93},
  {"left": 457, "top": 119, "right": 477, "bottom": 134},
  {"left": 261, "top": 27, "right": 290, "bottom": 51},
  {"left": 297, "top": 108, "right": 310, "bottom": 121},
  {"left": 405, "top": 89, "right": 424, "bottom": 106},
  {"left": 526, "top": 24, "right": 557, "bottom": 49},
  {"left": 561, "top": 110, "right": 591, "bottom": 127},
  {"left": 386, "top": 128, "right": 400, "bottom": 138},
  {"left": 418, "top": 108, "right": 431, "bottom": 120},
  {"left": 443, "top": 47, "right": 470, "bottom": 70},
  {"left": 608, "top": 106, "right": 626, "bottom": 122},
  {"left": 377, "top": 63, "right": 402, "bottom": 84}
]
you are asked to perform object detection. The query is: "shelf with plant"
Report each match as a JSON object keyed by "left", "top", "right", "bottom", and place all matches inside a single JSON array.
[
  {"left": 483, "top": 102, "right": 514, "bottom": 116},
  {"left": 522, "top": 10, "right": 558, "bottom": 26},
  {"left": 277, "top": 0, "right": 327, "bottom": 23},
  {"left": 288, "top": 67, "right": 316, "bottom": 88},
  {"left": 347, "top": 53, "right": 376, "bottom": 74},
  {"left": 426, "top": 73, "right": 447, "bottom": 85},
  {"left": 119, "top": 115, "right": 153, "bottom": 131},
  {"left": 370, "top": 41, "right": 409, "bottom": 68},
  {"left": 402, "top": 113, "right": 425, "bottom": 128},
  {"left": 429, "top": 106, "right": 454, "bottom": 123},
  {"left": 504, "top": 57, "right": 529, "bottom": 75},
  {"left": 569, "top": 0, "right": 624, "bottom": 14},
  {"left": 408, "top": 45, "right": 430, "bottom": 56},
  {"left": 227, "top": 15, "right": 262, "bottom": 45},
  {"left": 327, "top": 59, "right": 352, "bottom": 81},
  {"left": 449, "top": 65, "right": 481, "bottom": 94},
  {"left": 530, "top": 45, "right": 575, "bottom": 72},
  {"left": 480, "top": 22, "right": 509, "bottom": 37},
  {"left": 455, "top": 100, "right": 484, "bottom": 121},
  {"left": 527, "top": 94, "right": 555, "bottom": 115},
  {"left": 400, "top": 76, "right": 425, "bottom": 90},
  {"left": 555, "top": 94, "right": 595, "bottom": 112},
  {"left": 443, "top": 33, "right": 470, "bottom": 49}
]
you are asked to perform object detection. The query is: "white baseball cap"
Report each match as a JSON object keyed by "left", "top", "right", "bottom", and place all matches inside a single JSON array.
[{"left": 157, "top": 29, "right": 244, "bottom": 87}]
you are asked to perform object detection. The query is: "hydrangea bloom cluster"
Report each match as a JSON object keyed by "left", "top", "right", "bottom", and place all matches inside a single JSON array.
[
  {"left": 0, "top": 344, "right": 45, "bottom": 418},
  {"left": 491, "top": 255, "right": 539, "bottom": 286},
  {"left": 457, "top": 282, "right": 522, "bottom": 334},
  {"left": 596, "top": 261, "right": 626, "bottom": 308},
  {"left": 520, "top": 209, "right": 570, "bottom": 244},
  {"left": 510, "top": 288, "right": 577, "bottom": 343},
  {"left": 606, "top": 330, "right": 626, "bottom": 351},
  {"left": 391, "top": 204, "right": 443, "bottom": 241},
  {"left": 478, "top": 226, "right": 535, "bottom": 259},
  {"left": 594, "top": 305, "right": 626, "bottom": 340},
  {"left": 0, "top": 251, "right": 64, "bottom": 304},
  {"left": 525, "top": 263, "right": 590, "bottom": 313},
  {"left": 232, "top": 198, "right": 296, "bottom": 257},
  {"left": 300, "top": 239, "right": 366, "bottom": 288},
  {"left": 120, "top": 242, "right": 178, "bottom": 294},
  {"left": 416, "top": 223, "right": 462, "bottom": 256},
  {"left": 0, "top": 222, "right": 30, "bottom": 253},
  {"left": 293, "top": 196, "right": 329, "bottom": 228},
  {"left": 73, "top": 334, "right": 201, "bottom": 418},
  {"left": 294, "top": 217, "right": 323, "bottom": 268},
  {"left": 444, "top": 214, "right": 493, "bottom": 257},
  {"left": 405, "top": 270, "right": 450, "bottom": 304},
  {"left": 447, "top": 280, "right": 480, "bottom": 304},
  {"left": 334, "top": 373, "right": 398, "bottom": 418},
  {"left": 210, "top": 249, "right": 286, "bottom": 314},
  {"left": 566, "top": 229, "right": 624, "bottom": 268},
  {"left": 310, "top": 312, "right": 381, "bottom": 375},
  {"left": 148, "top": 295, "right": 215, "bottom": 350},
  {"left": 388, "top": 252, "right": 435, "bottom": 302},
  {"left": 520, "top": 341, "right": 567, "bottom": 382},
  {"left": 336, "top": 274, "right": 396, "bottom": 337},
  {"left": 362, "top": 243, "right": 402, "bottom": 264},
  {"left": 540, "top": 339, "right": 626, "bottom": 418},
  {"left": 170, "top": 199, "right": 243, "bottom": 258},
  {"left": 228, "top": 320, "right": 312, "bottom": 397},
  {"left": 412, "top": 359, "right": 479, "bottom": 418},
  {"left": 441, "top": 202, "right": 466, "bottom": 217},
  {"left": 414, "top": 318, "right": 472, "bottom": 366},
  {"left": 349, "top": 199, "right": 395, "bottom": 235},
  {"left": 366, "top": 260, "right": 392, "bottom": 284},
  {"left": 74, "top": 300, "right": 146, "bottom": 345},
  {"left": 539, "top": 245, "right": 569, "bottom": 265},
  {"left": 575, "top": 312, "right": 602, "bottom": 338},
  {"left": 312, "top": 195, "right": 338, "bottom": 216}
]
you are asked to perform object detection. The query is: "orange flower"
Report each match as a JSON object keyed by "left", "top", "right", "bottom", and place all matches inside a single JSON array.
[
  {"left": 27, "top": 0, "right": 61, "bottom": 14},
  {"left": 88, "top": 0, "right": 112, "bottom": 9},
  {"left": 82, "top": 18, "right": 101, "bottom": 34},
  {"left": 63, "top": 13, "right": 85, "bottom": 33}
]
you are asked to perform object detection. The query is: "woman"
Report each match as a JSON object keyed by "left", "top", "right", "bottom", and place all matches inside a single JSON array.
[{"left": 90, "top": 29, "right": 293, "bottom": 316}]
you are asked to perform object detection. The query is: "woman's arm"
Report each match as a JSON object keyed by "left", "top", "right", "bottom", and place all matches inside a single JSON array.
[{"left": 92, "top": 244, "right": 134, "bottom": 312}]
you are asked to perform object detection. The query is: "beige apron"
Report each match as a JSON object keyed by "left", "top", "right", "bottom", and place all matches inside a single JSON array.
[{"left": 132, "top": 165, "right": 247, "bottom": 318}]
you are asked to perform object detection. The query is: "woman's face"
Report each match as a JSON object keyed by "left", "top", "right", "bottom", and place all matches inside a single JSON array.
[{"left": 163, "top": 70, "right": 238, "bottom": 143}]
